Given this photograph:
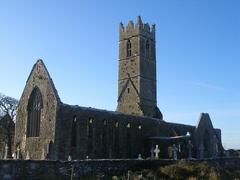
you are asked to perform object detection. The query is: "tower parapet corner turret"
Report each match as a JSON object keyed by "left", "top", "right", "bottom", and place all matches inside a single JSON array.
[
  {"left": 119, "top": 16, "right": 155, "bottom": 40},
  {"left": 119, "top": 22, "right": 124, "bottom": 32}
]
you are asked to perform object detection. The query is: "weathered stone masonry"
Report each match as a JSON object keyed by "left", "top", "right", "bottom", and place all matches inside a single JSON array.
[{"left": 14, "top": 16, "right": 223, "bottom": 161}]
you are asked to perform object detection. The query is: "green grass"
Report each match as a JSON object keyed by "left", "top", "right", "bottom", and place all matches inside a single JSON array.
[{"left": 111, "top": 161, "right": 240, "bottom": 180}]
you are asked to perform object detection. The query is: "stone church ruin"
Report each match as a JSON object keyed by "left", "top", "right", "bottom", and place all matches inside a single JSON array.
[{"left": 2, "top": 16, "right": 223, "bottom": 160}]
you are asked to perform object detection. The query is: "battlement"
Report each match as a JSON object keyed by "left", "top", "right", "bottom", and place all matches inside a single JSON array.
[{"left": 119, "top": 16, "right": 155, "bottom": 40}]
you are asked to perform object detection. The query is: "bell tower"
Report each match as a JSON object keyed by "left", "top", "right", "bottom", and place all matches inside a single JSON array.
[{"left": 117, "top": 16, "right": 162, "bottom": 119}]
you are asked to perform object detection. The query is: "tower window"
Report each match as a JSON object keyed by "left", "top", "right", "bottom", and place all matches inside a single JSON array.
[
  {"left": 126, "top": 39, "right": 132, "bottom": 57},
  {"left": 27, "top": 87, "right": 43, "bottom": 137},
  {"left": 127, "top": 88, "right": 130, "bottom": 93},
  {"left": 146, "top": 40, "right": 150, "bottom": 57}
]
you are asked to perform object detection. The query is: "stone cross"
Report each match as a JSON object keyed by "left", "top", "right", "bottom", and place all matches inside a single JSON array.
[
  {"left": 150, "top": 147, "right": 154, "bottom": 159},
  {"left": 16, "top": 146, "right": 20, "bottom": 159},
  {"left": 154, "top": 145, "right": 160, "bottom": 159},
  {"left": 4, "top": 144, "right": 8, "bottom": 159},
  {"left": 68, "top": 155, "right": 72, "bottom": 161},
  {"left": 187, "top": 140, "right": 193, "bottom": 159},
  {"left": 26, "top": 151, "right": 30, "bottom": 160},
  {"left": 172, "top": 144, "right": 178, "bottom": 160},
  {"left": 12, "top": 153, "right": 16, "bottom": 160},
  {"left": 138, "top": 154, "right": 143, "bottom": 160}
]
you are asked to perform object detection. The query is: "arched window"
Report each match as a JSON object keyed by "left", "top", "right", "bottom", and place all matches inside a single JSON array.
[
  {"left": 87, "top": 118, "right": 94, "bottom": 154},
  {"left": 126, "top": 122, "right": 131, "bottom": 157},
  {"left": 146, "top": 40, "right": 150, "bottom": 57},
  {"left": 114, "top": 121, "right": 119, "bottom": 158},
  {"left": 102, "top": 119, "right": 107, "bottom": 156},
  {"left": 126, "top": 39, "right": 132, "bottom": 57},
  {"left": 27, "top": 87, "right": 43, "bottom": 137},
  {"left": 87, "top": 118, "right": 93, "bottom": 139},
  {"left": 71, "top": 115, "right": 77, "bottom": 147}
]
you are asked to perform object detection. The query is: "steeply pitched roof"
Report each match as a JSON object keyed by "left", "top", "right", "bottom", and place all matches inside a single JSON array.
[{"left": 26, "top": 59, "right": 61, "bottom": 103}]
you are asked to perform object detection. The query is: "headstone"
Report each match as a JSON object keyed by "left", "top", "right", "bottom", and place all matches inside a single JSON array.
[
  {"left": 178, "top": 144, "right": 181, "bottom": 153},
  {"left": 68, "top": 155, "right": 72, "bottom": 161},
  {"left": 172, "top": 144, "right": 178, "bottom": 160},
  {"left": 4, "top": 144, "right": 8, "bottom": 159},
  {"left": 154, "top": 145, "right": 160, "bottom": 159},
  {"left": 12, "top": 153, "right": 16, "bottom": 160},
  {"left": 138, "top": 154, "right": 143, "bottom": 160},
  {"left": 26, "top": 151, "right": 30, "bottom": 160},
  {"left": 16, "top": 146, "right": 20, "bottom": 159},
  {"left": 187, "top": 140, "right": 193, "bottom": 159},
  {"left": 41, "top": 148, "right": 45, "bottom": 160},
  {"left": 150, "top": 147, "right": 154, "bottom": 159}
]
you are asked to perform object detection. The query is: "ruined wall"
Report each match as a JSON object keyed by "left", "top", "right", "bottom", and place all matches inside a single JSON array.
[
  {"left": 0, "top": 114, "right": 15, "bottom": 159},
  {"left": 55, "top": 104, "right": 166, "bottom": 160},
  {"left": 15, "top": 60, "right": 60, "bottom": 160}
]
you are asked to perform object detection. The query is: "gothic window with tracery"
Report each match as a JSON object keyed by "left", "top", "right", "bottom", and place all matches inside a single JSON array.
[{"left": 27, "top": 87, "right": 43, "bottom": 137}]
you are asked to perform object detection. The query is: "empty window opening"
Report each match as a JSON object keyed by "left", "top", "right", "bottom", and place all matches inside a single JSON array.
[
  {"left": 87, "top": 118, "right": 94, "bottom": 154},
  {"left": 27, "top": 87, "right": 43, "bottom": 137},
  {"left": 146, "top": 40, "right": 150, "bottom": 57},
  {"left": 127, "top": 39, "right": 132, "bottom": 57},
  {"left": 71, "top": 115, "right": 77, "bottom": 147}
]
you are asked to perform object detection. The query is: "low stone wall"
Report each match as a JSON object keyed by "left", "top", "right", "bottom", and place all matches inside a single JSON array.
[{"left": 0, "top": 158, "right": 239, "bottom": 180}]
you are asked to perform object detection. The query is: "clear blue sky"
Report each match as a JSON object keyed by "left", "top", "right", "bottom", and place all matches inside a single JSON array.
[{"left": 0, "top": 0, "right": 239, "bottom": 149}]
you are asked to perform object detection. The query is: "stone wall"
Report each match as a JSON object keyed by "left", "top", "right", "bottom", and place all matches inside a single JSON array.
[
  {"left": 0, "top": 114, "right": 15, "bottom": 159},
  {"left": 15, "top": 60, "right": 60, "bottom": 160},
  {"left": 117, "top": 16, "right": 160, "bottom": 118},
  {"left": 0, "top": 158, "right": 239, "bottom": 180},
  {"left": 55, "top": 104, "right": 165, "bottom": 160}
]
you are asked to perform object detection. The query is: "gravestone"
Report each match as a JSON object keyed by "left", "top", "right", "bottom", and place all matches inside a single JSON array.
[
  {"left": 150, "top": 147, "right": 154, "bottom": 159},
  {"left": 137, "top": 154, "right": 143, "bottom": 160},
  {"left": 187, "top": 140, "right": 193, "bottom": 159},
  {"left": 172, "top": 144, "right": 178, "bottom": 160},
  {"left": 154, "top": 145, "right": 160, "bottom": 159},
  {"left": 68, "top": 155, "right": 72, "bottom": 161},
  {"left": 16, "top": 147, "right": 20, "bottom": 159},
  {"left": 3, "top": 144, "right": 8, "bottom": 159},
  {"left": 12, "top": 153, "right": 16, "bottom": 160}
]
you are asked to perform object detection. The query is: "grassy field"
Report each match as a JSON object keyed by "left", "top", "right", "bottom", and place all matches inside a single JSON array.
[
  {"left": 112, "top": 160, "right": 240, "bottom": 180},
  {"left": 81, "top": 160, "right": 240, "bottom": 180}
]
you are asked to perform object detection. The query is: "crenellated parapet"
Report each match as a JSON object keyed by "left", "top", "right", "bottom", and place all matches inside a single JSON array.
[{"left": 119, "top": 16, "right": 155, "bottom": 41}]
